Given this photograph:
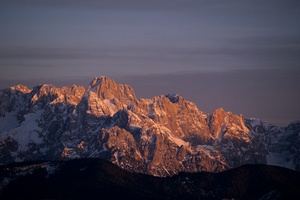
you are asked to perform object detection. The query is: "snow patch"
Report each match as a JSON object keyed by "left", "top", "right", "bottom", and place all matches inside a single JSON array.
[
  {"left": 4, "top": 110, "right": 44, "bottom": 152},
  {"left": 0, "top": 110, "right": 19, "bottom": 133},
  {"left": 103, "top": 99, "right": 116, "bottom": 115},
  {"left": 168, "top": 134, "right": 189, "bottom": 147},
  {"left": 152, "top": 124, "right": 189, "bottom": 147},
  {"left": 267, "top": 152, "right": 295, "bottom": 170}
]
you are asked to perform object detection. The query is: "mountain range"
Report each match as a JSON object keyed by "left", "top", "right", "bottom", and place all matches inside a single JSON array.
[{"left": 0, "top": 76, "right": 299, "bottom": 176}]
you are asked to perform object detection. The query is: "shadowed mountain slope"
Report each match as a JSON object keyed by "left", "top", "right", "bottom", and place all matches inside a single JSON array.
[{"left": 0, "top": 158, "right": 300, "bottom": 200}]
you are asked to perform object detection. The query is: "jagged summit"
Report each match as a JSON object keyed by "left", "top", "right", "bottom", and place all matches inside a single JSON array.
[
  {"left": 165, "top": 93, "right": 180, "bottom": 103},
  {"left": 87, "top": 76, "right": 110, "bottom": 91},
  {"left": 88, "top": 76, "right": 127, "bottom": 91},
  {"left": 86, "top": 76, "right": 136, "bottom": 102},
  {"left": 0, "top": 76, "right": 299, "bottom": 176},
  {"left": 10, "top": 84, "right": 31, "bottom": 94}
]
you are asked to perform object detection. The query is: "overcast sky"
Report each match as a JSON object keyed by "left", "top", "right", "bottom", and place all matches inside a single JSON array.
[{"left": 1, "top": 0, "right": 300, "bottom": 126}]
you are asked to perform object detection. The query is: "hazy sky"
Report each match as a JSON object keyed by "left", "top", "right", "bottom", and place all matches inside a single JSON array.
[{"left": 1, "top": 0, "right": 300, "bottom": 126}]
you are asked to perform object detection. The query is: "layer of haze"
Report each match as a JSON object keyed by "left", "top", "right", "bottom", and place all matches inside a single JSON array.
[{"left": 1, "top": 0, "right": 300, "bottom": 126}]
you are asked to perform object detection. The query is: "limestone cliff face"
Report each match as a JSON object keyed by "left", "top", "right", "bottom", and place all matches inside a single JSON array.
[
  {"left": 86, "top": 77, "right": 137, "bottom": 117},
  {"left": 0, "top": 76, "right": 299, "bottom": 176}
]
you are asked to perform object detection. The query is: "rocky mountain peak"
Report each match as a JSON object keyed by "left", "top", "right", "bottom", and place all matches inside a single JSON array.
[
  {"left": 32, "top": 84, "right": 57, "bottom": 96},
  {"left": 87, "top": 76, "right": 105, "bottom": 91},
  {"left": 212, "top": 107, "right": 226, "bottom": 118},
  {"left": 87, "top": 76, "right": 137, "bottom": 105},
  {"left": 165, "top": 94, "right": 180, "bottom": 103},
  {"left": 30, "top": 84, "right": 59, "bottom": 103},
  {"left": 208, "top": 107, "right": 250, "bottom": 142},
  {"left": 87, "top": 76, "right": 121, "bottom": 92},
  {"left": 10, "top": 84, "right": 31, "bottom": 94}
]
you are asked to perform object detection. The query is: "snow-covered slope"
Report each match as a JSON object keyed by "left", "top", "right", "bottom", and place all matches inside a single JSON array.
[{"left": 0, "top": 76, "right": 299, "bottom": 176}]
